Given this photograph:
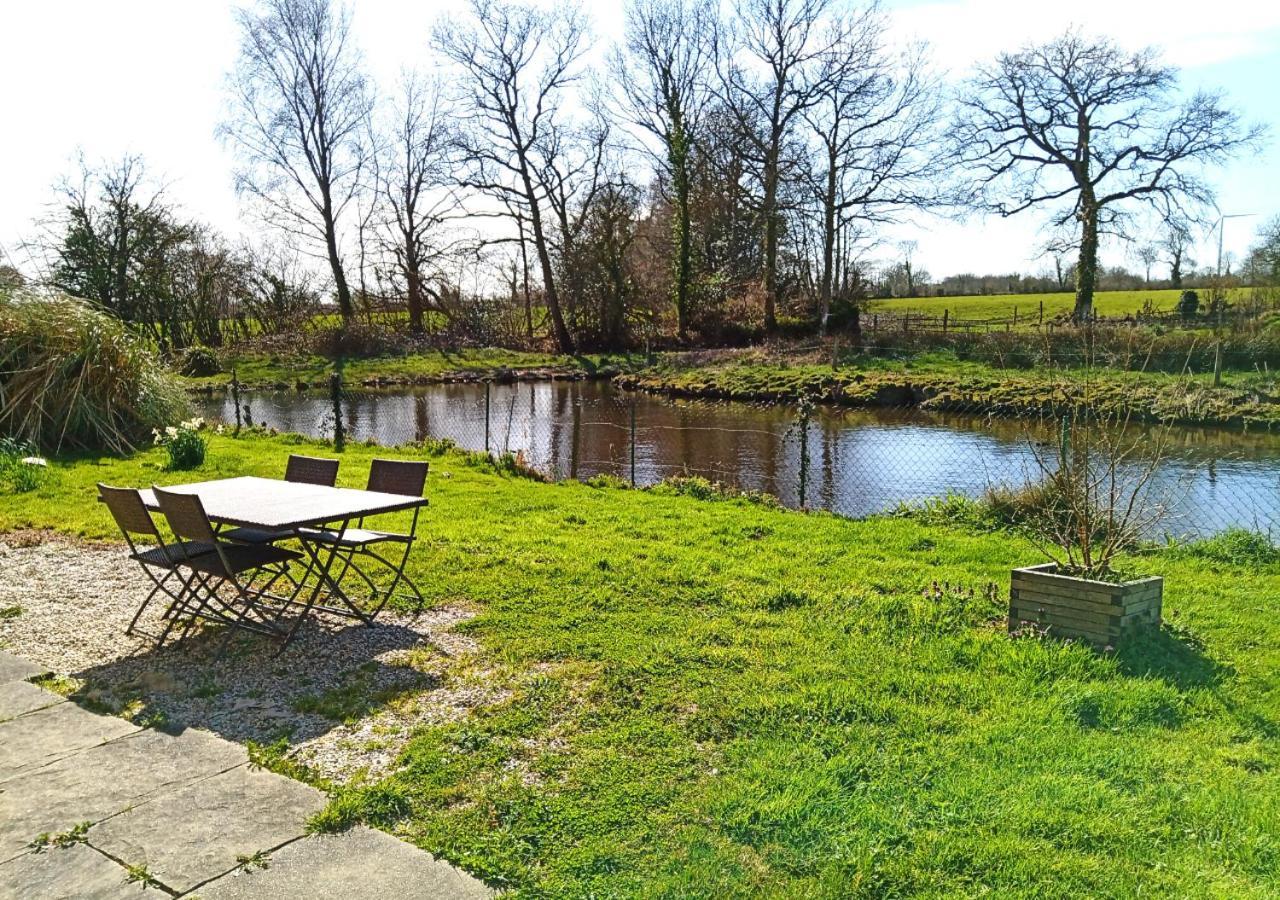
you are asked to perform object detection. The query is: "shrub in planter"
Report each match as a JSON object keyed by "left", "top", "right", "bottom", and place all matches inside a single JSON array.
[{"left": 1006, "top": 405, "right": 1169, "bottom": 646}]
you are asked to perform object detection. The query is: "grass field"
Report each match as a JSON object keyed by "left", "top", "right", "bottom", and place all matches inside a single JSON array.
[
  {"left": 870, "top": 288, "right": 1194, "bottom": 320},
  {"left": 3, "top": 432, "right": 1278, "bottom": 897}
]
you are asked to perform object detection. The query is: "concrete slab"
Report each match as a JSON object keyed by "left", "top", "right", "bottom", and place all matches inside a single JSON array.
[
  {"left": 0, "top": 650, "right": 45, "bottom": 684},
  {"left": 0, "top": 679, "right": 65, "bottom": 722},
  {"left": 0, "top": 843, "right": 139, "bottom": 899},
  {"left": 0, "top": 727, "right": 246, "bottom": 862},
  {"left": 197, "top": 825, "right": 494, "bottom": 899},
  {"left": 0, "top": 701, "right": 138, "bottom": 782},
  {"left": 89, "top": 763, "right": 328, "bottom": 894}
]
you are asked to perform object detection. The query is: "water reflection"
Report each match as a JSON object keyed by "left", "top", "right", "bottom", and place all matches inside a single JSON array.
[{"left": 197, "top": 380, "right": 1280, "bottom": 536}]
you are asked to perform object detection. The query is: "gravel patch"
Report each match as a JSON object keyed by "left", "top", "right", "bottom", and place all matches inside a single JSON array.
[{"left": 0, "top": 534, "right": 504, "bottom": 782}]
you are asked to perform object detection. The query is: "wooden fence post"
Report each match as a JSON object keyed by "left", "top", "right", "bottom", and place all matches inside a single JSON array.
[{"left": 942, "top": 309, "right": 949, "bottom": 334}]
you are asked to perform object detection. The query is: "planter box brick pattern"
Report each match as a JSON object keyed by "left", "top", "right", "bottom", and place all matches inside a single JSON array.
[{"left": 1009, "top": 563, "right": 1162, "bottom": 646}]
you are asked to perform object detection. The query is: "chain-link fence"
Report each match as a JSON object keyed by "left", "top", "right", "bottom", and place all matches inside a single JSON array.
[{"left": 204, "top": 367, "right": 1280, "bottom": 540}]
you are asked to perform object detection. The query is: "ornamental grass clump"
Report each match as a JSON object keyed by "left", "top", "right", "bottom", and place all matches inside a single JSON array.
[{"left": 0, "top": 289, "right": 188, "bottom": 454}]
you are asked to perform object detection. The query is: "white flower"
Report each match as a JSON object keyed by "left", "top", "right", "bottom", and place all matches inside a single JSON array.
[
  {"left": 19, "top": 457, "right": 47, "bottom": 467},
  {"left": 165, "top": 426, "right": 178, "bottom": 438}
]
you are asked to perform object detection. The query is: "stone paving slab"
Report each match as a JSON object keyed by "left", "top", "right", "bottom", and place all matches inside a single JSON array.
[
  {"left": 0, "top": 651, "right": 493, "bottom": 898},
  {"left": 0, "top": 649, "right": 46, "bottom": 684},
  {"left": 89, "top": 762, "right": 329, "bottom": 894},
  {"left": 197, "top": 825, "right": 495, "bottom": 899},
  {"left": 0, "top": 843, "right": 142, "bottom": 900},
  {"left": 0, "top": 700, "right": 139, "bottom": 782},
  {"left": 0, "top": 679, "right": 65, "bottom": 721},
  {"left": 0, "top": 727, "right": 245, "bottom": 862}
]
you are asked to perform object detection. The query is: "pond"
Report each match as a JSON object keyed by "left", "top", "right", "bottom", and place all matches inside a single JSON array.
[{"left": 197, "top": 379, "right": 1280, "bottom": 537}]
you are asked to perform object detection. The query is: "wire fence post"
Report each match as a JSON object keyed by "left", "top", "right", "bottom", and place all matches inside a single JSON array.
[
  {"left": 230, "top": 368, "right": 242, "bottom": 436},
  {"left": 484, "top": 381, "right": 491, "bottom": 456},
  {"left": 797, "top": 398, "right": 812, "bottom": 510},
  {"left": 1214, "top": 340, "right": 1222, "bottom": 387},
  {"left": 330, "top": 361, "right": 345, "bottom": 452},
  {"left": 630, "top": 398, "right": 637, "bottom": 487}
]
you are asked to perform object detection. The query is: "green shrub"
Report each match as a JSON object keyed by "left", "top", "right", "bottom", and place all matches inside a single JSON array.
[
  {"left": 0, "top": 436, "right": 49, "bottom": 493},
  {"left": 1169, "top": 528, "right": 1280, "bottom": 566},
  {"left": 176, "top": 345, "right": 221, "bottom": 377},
  {"left": 0, "top": 290, "right": 188, "bottom": 453},
  {"left": 153, "top": 418, "right": 208, "bottom": 470}
]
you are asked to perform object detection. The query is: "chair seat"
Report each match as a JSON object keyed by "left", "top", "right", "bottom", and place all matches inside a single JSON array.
[
  {"left": 181, "top": 542, "right": 302, "bottom": 577},
  {"left": 132, "top": 541, "right": 217, "bottom": 568},
  {"left": 299, "top": 527, "right": 410, "bottom": 547},
  {"left": 221, "top": 525, "right": 293, "bottom": 544}
]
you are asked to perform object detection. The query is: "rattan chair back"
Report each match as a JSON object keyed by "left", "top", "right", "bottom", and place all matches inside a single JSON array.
[
  {"left": 285, "top": 454, "right": 340, "bottom": 487},
  {"left": 152, "top": 487, "right": 219, "bottom": 546},
  {"left": 367, "top": 459, "right": 429, "bottom": 497}
]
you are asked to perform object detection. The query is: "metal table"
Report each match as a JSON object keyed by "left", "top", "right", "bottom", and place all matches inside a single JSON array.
[{"left": 138, "top": 476, "right": 428, "bottom": 640}]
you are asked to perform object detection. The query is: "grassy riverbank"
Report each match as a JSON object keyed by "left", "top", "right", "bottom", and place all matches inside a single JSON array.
[
  {"left": 2, "top": 432, "right": 1278, "bottom": 896},
  {"left": 618, "top": 348, "right": 1280, "bottom": 430},
  {"left": 183, "top": 348, "right": 637, "bottom": 391}
]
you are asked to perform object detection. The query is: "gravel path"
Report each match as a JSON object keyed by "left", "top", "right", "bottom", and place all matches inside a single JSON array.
[{"left": 0, "top": 532, "right": 503, "bottom": 782}]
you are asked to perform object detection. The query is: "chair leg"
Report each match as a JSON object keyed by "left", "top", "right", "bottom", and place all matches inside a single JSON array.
[{"left": 355, "top": 543, "right": 424, "bottom": 619}]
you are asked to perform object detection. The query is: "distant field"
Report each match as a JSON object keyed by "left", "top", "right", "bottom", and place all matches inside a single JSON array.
[{"left": 869, "top": 289, "right": 1190, "bottom": 320}]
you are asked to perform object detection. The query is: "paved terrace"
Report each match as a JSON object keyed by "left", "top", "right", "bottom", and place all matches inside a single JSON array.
[{"left": 0, "top": 649, "right": 492, "bottom": 899}]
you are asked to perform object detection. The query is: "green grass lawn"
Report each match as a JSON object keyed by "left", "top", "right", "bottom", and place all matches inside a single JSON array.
[{"left": 5, "top": 433, "right": 1278, "bottom": 897}]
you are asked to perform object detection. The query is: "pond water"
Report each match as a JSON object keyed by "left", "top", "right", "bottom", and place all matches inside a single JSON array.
[{"left": 197, "top": 379, "right": 1280, "bottom": 537}]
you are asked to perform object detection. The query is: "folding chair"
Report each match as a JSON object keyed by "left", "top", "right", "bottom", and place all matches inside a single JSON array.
[
  {"left": 98, "top": 483, "right": 215, "bottom": 639},
  {"left": 302, "top": 459, "right": 429, "bottom": 619},
  {"left": 152, "top": 487, "right": 305, "bottom": 651}
]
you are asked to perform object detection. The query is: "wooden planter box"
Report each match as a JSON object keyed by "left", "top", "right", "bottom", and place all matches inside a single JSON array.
[{"left": 1009, "top": 563, "right": 1162, "bottom": 646}]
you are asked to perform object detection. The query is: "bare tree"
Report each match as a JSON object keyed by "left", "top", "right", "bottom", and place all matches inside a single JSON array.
[
  {"left": 1161, "top": 219, "right": 1194, "bottom": 288},
  {"left": 804, "top": 10, "right": 942, "bottom": 332},
  {"left": 222, "top": 0, "right": 373, "bottom": 322},
  {"left": 1136, "top": 243, "right": 1159, "bottom": 286},
  {"left": 435, "top": 0, "right": 588, "bottom": 353},
  {"left": 717, "top": 0, "right": 839, "bottom": 332},
  {"left": 953, "top": 31, "right": 1263, "bottom": 320},
  {"left": 613, "top": 0, "right": 715, "bottom": 340},
  {"left": 379, "top": 73, "right": 456, "bottom": 334}
]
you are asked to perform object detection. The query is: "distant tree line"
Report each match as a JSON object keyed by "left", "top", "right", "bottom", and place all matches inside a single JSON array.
[{"left": 15, "top": 0, "right": 1270, "bottom": 353}]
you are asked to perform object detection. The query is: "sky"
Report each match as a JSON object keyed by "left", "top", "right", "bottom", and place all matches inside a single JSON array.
[{"left": 1, "top": 0, "right": 1277, "bottom": 283}]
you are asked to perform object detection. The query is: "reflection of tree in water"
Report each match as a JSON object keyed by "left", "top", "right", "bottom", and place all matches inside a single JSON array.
[{"left": 196, "top": 381, "right": 1280, "bottom": 536}]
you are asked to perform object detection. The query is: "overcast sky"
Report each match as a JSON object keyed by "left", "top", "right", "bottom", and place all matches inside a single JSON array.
[{"left": 1, "top": 0, "right": 1277, "bottom": 282}]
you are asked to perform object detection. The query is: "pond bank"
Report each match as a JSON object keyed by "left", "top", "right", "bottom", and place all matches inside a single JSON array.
[{"left": 180, "top": 344, "right": 1279, "bottom": 430}]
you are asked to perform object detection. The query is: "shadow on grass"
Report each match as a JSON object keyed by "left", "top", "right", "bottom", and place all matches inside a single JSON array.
[{"left": 1113, "top": 621, "right": 1230, "bottom": 690}]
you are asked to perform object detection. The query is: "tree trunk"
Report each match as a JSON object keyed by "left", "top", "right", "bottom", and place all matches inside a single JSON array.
[
  {"left": 518, "top": 218, "right": 533, "bottom": 341},
  {"left": 322, "top": 191, "right": 354, "bottom": 321},
  {"left": 818, "top": 151, "right": 837, "bottom": 336},
  {"left": 762, "top": 150, "right": 780, "bottom": 334},
  {"left": 1073, "top": 202, "right": 1099, "bottom": 321},
  {"left": 669, "top": 118, "right": 693, "bottom": 341},
  {"left": 518, "top": 165, "right": 575, "bottom": 353},
  {"left": 1171, "top": 252, "right": 1183, "bottom": 289},
  {"left": 405, "top": 255, "right": 425, "bottom": 334}
]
